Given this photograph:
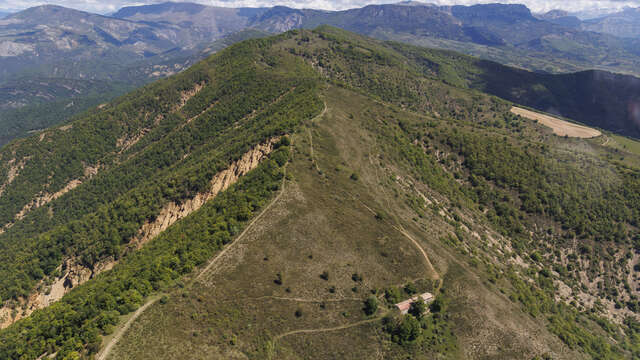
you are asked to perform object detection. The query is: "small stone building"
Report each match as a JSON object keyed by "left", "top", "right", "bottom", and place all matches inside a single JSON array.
[{"left": 395, "top": 292, "right": 434, "bottom": 314}]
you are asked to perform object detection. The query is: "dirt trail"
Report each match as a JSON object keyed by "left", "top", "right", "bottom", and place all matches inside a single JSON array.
[
  {"left": 363, "top": 139, "right": 440, "bottom": 281},
  {"left": 96, "top": 295, "right": 161, "bottom": 360},
  {"left": 345, "top": 191, "right": 440, "bottom": 282},
  {"left": 194, "top": 172, "right": 287, "bottom": 281},
  {"left": 274, "top": 316, "right": 382, "bottom": 341},
  {"left": 251, "top": 296, "right": 362, "bottom": 303},
  {"left": 308, "top": 101, "right": 327, "bottom": 172},
  {"left": 392, "top": 224, "right": 440, "bottom": 281}
]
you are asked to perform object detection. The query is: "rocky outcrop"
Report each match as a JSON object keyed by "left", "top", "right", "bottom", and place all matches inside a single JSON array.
[
  {"left": 14, "top": 179, "right": 82, "bottom": 221},
  {"left": 116, "top": 82, "right": 206, "bottom": 153},
  {"left": 175, "top": 82, "right": 205, "bottom": 111}
]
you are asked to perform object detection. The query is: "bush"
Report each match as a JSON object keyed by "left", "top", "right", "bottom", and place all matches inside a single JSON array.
[
  {"left": 364, "top": 296, "right": 378, "bottom": 315},
  {"left": 385, "top": 287, "right": 403, "bottom": 304},
  {"left": 404, "top": 282, "right": 417, "bottom": 295},
  {"left": 320, "top": 271, "right": 329, "bottom": 281},
  {"left": 430, "top": 298, "right": 444, "bottom": 313},
  {"left": 409, "top": 299, "right": 427, "bottom": 320},
  {"left": 393, "top": 315, "right": 422, "bottom": 344}
]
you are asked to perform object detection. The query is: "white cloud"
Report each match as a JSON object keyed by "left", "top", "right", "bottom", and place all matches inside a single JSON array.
[{"left": 0, "top": 0, "right": 638, "bottom": 15}]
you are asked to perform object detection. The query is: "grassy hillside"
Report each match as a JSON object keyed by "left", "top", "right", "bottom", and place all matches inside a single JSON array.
[{"left": 0, "top": 27, "right": 638, "bottom": 359}]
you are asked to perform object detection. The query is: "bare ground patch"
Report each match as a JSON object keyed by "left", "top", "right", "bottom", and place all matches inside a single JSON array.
[{"left": 511, "top": 107, "right": 601, "bottom": 138}]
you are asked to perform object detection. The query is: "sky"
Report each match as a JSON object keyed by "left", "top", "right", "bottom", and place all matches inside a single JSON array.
[{"left": 0, "top": 0, "right": 638, "bottom": 16}]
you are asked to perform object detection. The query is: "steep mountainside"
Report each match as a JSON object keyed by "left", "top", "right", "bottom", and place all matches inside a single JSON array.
[
  {"left": 4, "top": 2, "right": 640, "bottom": 82},
  {"left": 0, "top": 78, "right": 130, "bottom": 146},
  {"left": 582, "top": 7, "right": 640, "bottom": 38},
  {"left": 0, "top": 27, "right": 638, "bottom": 360},
  {"left": 112, "top": 2, "right": 265, "bottom": 31}
]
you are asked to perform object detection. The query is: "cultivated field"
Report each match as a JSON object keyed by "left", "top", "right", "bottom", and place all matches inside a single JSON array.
[{"left": 511, "top": 107, "right": 601, "bottom": 138}]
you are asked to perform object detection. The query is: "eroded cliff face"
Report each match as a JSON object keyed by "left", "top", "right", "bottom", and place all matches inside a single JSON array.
[
  {"left": 131, "top": 138, "right": 279, "bottom": 248},
  {"left": 0, "top": 164, "right": 101, "bottom": 235},
  {"left": 0, "top": 157, "right": 27, "bottom": 197},
  {"left": 0, "top": 138, "right": 278, "bottom": 328},
  {"left": 0, "top": 257, "right": 115, "bottom": 328}
]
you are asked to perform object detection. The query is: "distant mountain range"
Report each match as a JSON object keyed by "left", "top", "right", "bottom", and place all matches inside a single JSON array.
[
  {"left": 538, "top": 7, "right": 640, "bottom": 38},
  {"left": 1, "top": 1, "right": 640, "bottom": 145},
  {"left": 582, "top": 7, "right": 640, "bottom": 38},
  {"left": 2, "top": 2, "right": 640, "bottom": 83}
]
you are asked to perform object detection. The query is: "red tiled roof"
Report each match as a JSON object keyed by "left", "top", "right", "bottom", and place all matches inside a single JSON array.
[{"left": 394, "top": 292, "right": 434, "bottom": 314}]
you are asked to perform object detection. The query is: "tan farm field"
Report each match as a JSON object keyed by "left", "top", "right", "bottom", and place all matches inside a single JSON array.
[{"left": 511, "top": 106, "right": 601, "bottom": 138}]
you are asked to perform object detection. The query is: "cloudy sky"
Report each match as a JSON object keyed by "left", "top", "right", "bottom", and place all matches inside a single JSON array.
[{"left": 0, "top": 0, "right": 638, "bottom": 15}]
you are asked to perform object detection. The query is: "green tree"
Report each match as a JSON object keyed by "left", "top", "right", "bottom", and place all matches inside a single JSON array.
[
  {"left": 364, "top": 296, "right": 378, "bottom": 315},
  {"left": 409, "top": 298, "right": 427, "bottom": 320},
  {"left": 394, "top": 315, "right": 422, "bottom": 344},
  {"left": 430, "top": 298, "right": 445, "bottom": 313}
]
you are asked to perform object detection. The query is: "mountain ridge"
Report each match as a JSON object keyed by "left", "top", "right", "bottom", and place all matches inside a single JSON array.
[{"left": 0, "top": 26, "right": 638, "bottom": 359}]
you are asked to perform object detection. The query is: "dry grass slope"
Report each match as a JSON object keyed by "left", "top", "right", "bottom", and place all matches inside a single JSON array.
[{"left": 105, "top": 87, "right": 581, "bottom": 360}]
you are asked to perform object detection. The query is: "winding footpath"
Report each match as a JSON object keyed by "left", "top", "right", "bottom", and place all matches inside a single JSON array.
[
  {"left": 97, "top": 169, "right": 289, "bottom": 360},
  {"left": 274, "top": 316, "right": 384, "bottom": 341},
  {"left": 195, "top": 173, "right": 287, "bottom": 281}
]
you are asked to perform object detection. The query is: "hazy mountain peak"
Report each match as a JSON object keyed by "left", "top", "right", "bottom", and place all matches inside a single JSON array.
[
  {"left": 394, "top": 1, "right": 437, "bottom": 6},
  {"left": 451, "top": 3, "right": 536, "bottom": 23},
  {"left": 537, "top": 9, "right": 570, "bottom": 19},
  {"left": 113, "top": 2, "right": 208, "bottom": 18}
]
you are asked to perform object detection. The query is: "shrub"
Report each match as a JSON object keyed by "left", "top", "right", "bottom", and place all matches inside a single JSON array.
[
  {"left": 320, "top": 271, "right": 329, "bottom": 281},
  {"left": 408, "top": 299, "right": 427, "bottom": 320},
  {"left": 393, "top": 315, "right": 422, "bottom": 344},
  {"left": 404, "top": 282, "right": 417, "bottom": 295},
  {"left": 364, "top": 296, "right": 378, "bottom": 315}
]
